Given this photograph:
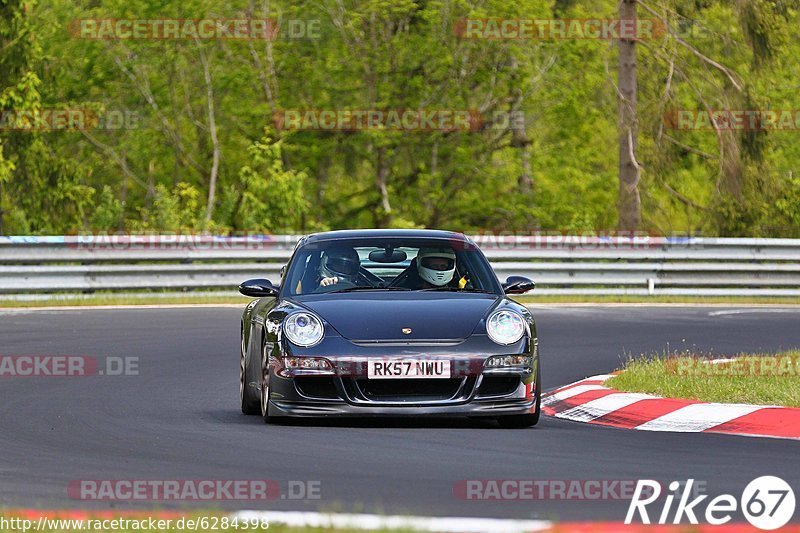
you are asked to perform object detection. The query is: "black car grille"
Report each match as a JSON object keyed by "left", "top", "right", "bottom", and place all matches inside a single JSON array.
[
  {"left": 352, "top": 377, "right": 473, "bottom": 403},
  {"left": 477, "top": 375, "right": 520, "bottom": 398},
  {"left": 295, "top": 377, "right": 340, "bottom": 400}
]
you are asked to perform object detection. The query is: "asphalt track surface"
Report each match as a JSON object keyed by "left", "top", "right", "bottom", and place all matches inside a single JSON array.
[{"left": 1, "top": 305, "right": 798, "bottom": 522}]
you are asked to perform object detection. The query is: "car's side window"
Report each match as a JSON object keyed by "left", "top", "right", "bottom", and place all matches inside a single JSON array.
[
  {"left": 456, "top": 251, "right": 491, "bottom": 290},
  {"left": 285, "top": 253, "right": 313, "bottom": 295}
]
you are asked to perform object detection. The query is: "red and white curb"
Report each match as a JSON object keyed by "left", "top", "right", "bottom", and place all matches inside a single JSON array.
[{"left": 542, "top": 375, "right": 800, "bottom": 440}]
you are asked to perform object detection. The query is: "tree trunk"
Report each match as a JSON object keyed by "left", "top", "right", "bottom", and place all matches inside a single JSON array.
[
  {"left": 375, "top": 145, "right": 391, "bottom": 227},
  {"left": 509, "top": 56, "right": 532, "bottom": 193},
  {"left": 617, "top": 0, "right": 641, "bottom": 231},
  {"left": 198, "top": 41, "right": 220, "bottom": 227},
  {"left": 119, "top": 166, "right": 127, "bottom": 231},
  {"left": 512, "top": 124, "right": 533, "bottom": 193},
  {"left": 146, "top": 159, "right": 155, "bottom": 211}
]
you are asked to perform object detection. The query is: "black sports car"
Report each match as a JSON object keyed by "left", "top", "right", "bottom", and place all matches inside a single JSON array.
[{"left": 238, "top": 229, "right": 541, "bottom": 427}]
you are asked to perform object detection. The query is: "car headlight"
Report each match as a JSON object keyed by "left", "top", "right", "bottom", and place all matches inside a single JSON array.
[
  {"left": 486, "top": 355, "right": 533, "bottom": 368},
  {"left": 283, "top": 312, "right": 324, "bottom": 347},
  {"left": 486, "top": 310, "right": 526, "bottom": 345},
  {"left": 284, "top": 357, "right": 333, "bottom": 371}
]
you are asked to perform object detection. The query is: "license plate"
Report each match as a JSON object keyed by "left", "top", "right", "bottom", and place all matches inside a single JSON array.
[{"left": 367, "top": 359, "right": 451, "bottom": 379}]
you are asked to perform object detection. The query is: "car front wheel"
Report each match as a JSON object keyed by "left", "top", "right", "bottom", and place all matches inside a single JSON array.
[
  {"left": 260, "top": 338, "right": 284, "bottom": 424},
  {"left": 240, "top": 330, "right": 260, "bottom": 415}
]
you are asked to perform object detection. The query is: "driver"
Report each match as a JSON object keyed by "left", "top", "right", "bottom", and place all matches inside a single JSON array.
[{"left": 319, "top": 247, "right": 361, "bottom": 288}]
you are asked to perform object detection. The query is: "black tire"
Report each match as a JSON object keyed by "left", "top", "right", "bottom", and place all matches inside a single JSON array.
[
  {"left": 259, "top": 337, "right": 282, "bottom": 424},
  {"left": 240, "top": 330, "right": 260, "bottom": 415},
  {"left": 497, "top": 365, "right": 541, "bottom": 428}
]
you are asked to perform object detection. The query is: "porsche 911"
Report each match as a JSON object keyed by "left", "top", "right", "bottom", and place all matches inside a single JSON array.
[{"left": 238, "top": 229, "right": 540, "bottom": 428}]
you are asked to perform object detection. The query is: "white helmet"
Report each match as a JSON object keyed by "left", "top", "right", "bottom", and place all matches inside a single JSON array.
[{"left": 417, "top": 247, "right": 456, "bottom": 287}]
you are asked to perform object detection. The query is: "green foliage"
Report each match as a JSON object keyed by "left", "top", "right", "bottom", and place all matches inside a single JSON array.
[
  {"left": 0, "top": 0, "right": 796, "bottom": 236},
  {"left": 770, "top": 174, "right": 800, "bottom": 237},
  {"left": 1, "top": 0, "right": 42, "bottom": 232},
  {"left": 90, "top": 185, "right": 124, "bottom": 230},
  {"left": 134, "top": 183, "right": 203, "bottom": 232},
  {"left": 224, "top": 136, "right": 310, "bottom": 233}
]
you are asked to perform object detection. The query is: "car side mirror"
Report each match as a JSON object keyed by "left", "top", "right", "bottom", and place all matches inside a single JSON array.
[
  {"left": 502, "top": 276, "right": 535, "bottom": 295},
  {"left": 239, "top": 278, "right": 280, "bottom": 298}
]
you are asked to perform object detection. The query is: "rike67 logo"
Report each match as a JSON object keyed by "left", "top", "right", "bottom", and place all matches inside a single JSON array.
[{"left": 626, "top": 477, "right": 795, "bottom": 530}]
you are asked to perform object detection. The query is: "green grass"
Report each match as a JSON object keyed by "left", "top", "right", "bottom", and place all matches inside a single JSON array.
[{"left": 606, "top": 351, "right": 800, "bottom": 407}]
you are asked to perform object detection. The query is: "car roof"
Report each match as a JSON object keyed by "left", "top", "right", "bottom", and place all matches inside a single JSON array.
[{"left": 300, "top": 229, "right": 470, "bottom": 245}]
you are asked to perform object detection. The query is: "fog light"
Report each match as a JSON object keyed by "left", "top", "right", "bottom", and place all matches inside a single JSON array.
[
  {"left": 485, "top": 355, "right": 533, "bottom": 368},
  {"left": 283, "top": 357, "right": 333, "bottom": 370}
]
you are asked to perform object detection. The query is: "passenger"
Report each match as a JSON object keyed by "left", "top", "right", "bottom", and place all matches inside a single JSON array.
[{"left": 396, "top": 247, "right": 458, "bottom": 289}]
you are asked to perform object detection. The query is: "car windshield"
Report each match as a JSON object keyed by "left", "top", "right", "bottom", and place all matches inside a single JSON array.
[{"left": 281, "top": 237, "right": 502, "bottom": 296}]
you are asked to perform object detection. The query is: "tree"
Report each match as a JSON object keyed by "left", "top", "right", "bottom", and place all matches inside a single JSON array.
[
  {"left": 617, "top": 0, "right": 641, "bottom": 231},
  {"left": 0, "top": 0, "right": 41, "bottom": 234},
  {"left": 634, "top": 0, "right": 794, "bottom": 234},
  {"left": 8, "top": 0, "right": 798, "bottom": 237}
]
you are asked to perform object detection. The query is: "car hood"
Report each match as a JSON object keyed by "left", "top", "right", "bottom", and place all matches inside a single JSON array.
[{"left": 292, "top": 292, "right": 500, "bottom": 342}]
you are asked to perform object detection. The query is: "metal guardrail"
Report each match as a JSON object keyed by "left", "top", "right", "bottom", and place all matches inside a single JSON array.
[{"left": 1, "top": 235, "right": 800, "bottom": 296}]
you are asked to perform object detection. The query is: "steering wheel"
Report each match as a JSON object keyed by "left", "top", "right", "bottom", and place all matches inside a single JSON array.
[{"left": 314, "top": 278, "right": 358, "bottom": 293}]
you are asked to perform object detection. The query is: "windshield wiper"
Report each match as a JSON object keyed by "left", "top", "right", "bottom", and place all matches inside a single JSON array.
[
  {"left": 325, "top": 286, "right": 412, "bottom": 294},
  {"left": 417, "top": 287, "right": 496, "bottom": 294}
]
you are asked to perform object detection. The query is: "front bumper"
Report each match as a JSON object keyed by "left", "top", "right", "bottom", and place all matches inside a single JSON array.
[
  {"left": 267, "top": 335, "right": 539, "bottom": 418},
  {"left": 269, "top": 396, "right": 538, "bottom": 417}
]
